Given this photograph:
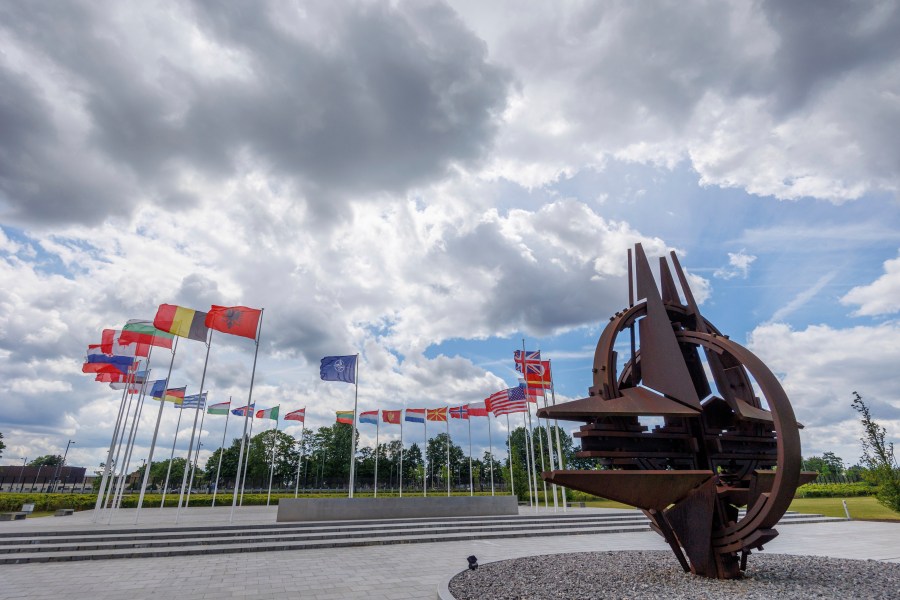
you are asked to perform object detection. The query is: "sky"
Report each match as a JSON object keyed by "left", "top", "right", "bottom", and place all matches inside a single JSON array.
[{"left": 2, "top": 0, "right": 900, "bottom": 475}]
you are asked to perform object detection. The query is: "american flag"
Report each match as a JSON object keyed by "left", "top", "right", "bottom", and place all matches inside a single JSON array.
[
  {"left": 487, "top": 387, "right": 529, "bottom": 416},
  {"left": 514, "top": 349, "right": 541, "bottom": 373}
]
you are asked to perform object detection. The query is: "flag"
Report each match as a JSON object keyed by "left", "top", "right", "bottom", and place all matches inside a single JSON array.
[
  {"left": 152, "top": 386, "right": 186, "bottom": 404},
  {"left": 208, "top": 401, "right": 231, "bottom": 415},
  {"left": 405, "top": 408, "right": 425, "bottom": 423},
  {"left": 154, "top": 304, "right": 209, "bottom": 342},
  {"left": 489, "top": 387, "right": 528, "bottom": 416},
  {"left": 320, "top": 355, "right": 357, "bottom": 383},
  {"left": 519, "top": 379, "right": 544, "bottom": 403},
  {"left": 524, "top": 360, "right": 552, "bottom": 388},
  {"left": 382, "top": 410, "right": 401, "bottom": 425},
  {"left": 468, "top": 401, "right": 489, "bottom": 417},
  {"left": 82, "top": 354, "right": 134, "bottom": 374},
  {"left": 180, "top": 392, "right": 208, "bottom": 409},
  {"left": 359, "top": 410, "right": 378, "bottom": 425},
  {"left": 204, "top": 305, "right": 261, "bottom": 339},
  {"left": 336, "top": 410, "right": 354, "bottom": 424},
  {"left": 231, "top": 404, "right": 256, "bottom": 416},
  {"left": 96, "top": 369, "right": 146, "bottom": 383},
  {"left": 426, "top": 407, "right": 447, "bottom": 422},
  {"left": 514, "top": 349, "right": 541, "bottom": 373},
  {"left": 449, "top": 405, "right": 469, "bottom": 419},
  {"left": 89, "top": 330, "right": 151, "bottom": 357},
  {"left": 256, "top": 406, "right": 280, "bottom": 420},
  {"left": 285, "top": 408, "right": 306, "bottom": 422},
  {"left": 119, "top": 320, "right": 175, "bottom": 349}
]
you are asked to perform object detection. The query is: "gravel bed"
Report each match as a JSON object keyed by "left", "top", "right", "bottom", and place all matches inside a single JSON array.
[{"left": 448, "top": 550, "right": 900, "bottom": 599}]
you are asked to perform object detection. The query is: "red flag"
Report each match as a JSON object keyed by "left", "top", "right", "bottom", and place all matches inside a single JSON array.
[
  {"left": 205, "top": 305, "right": 262, "bottom": 339},
  {"left": 468, "top": 402, "right": 489, "bottom": 417},
  {"left": 285, "top": 408, "right": 306, "bottom": 422},
  {"left": 524, "top": 360, "right": 552, "bottom": 388},
  {"left": 382, "top": 410, "right": 401, "bottom": 425},
  {"left": 426, "top": 407, "right": 448, "bottom": 422}
]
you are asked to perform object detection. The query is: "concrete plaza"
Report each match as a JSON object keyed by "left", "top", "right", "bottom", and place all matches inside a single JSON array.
[{"left": 1, "top": 506, "right": 898, "bottom": 600}]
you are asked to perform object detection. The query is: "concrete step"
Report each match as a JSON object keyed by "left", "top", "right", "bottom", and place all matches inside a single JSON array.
[{"left": 0, "top": 522, "right": 653, "bottom": 564}]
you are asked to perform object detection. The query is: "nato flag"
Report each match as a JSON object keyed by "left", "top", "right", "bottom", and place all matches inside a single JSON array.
[{"left": 320, "top": 355, "right": 357, "bottom": 383}]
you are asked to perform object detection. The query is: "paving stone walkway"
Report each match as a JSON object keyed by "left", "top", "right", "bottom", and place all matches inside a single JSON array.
[{"left": 0, "top": 507, "right": 897, "bottom": 599}]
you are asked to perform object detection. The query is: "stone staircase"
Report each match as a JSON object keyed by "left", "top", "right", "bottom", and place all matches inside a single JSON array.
[{"left": 0, "top": 510, "right": 840, "bottom": 564}]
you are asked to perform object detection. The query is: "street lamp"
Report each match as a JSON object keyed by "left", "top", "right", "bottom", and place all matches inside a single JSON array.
[
  {"left": 51, "top": 440, "right": 75, "bottom": 493},
  {"left": 15, "top": 457, "right": 27, "bottom": 492}
]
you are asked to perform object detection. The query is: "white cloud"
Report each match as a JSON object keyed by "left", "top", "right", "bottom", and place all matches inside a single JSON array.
[
  {"left": 841, "top": 250, "right": 900, "bottom": 316},
  {"left": 714, "top": 249, "right": 757, "bottom": 280}
]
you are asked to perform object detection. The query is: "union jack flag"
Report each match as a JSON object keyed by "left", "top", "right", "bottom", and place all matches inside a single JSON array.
[{"left": 514, "top": 350, "right": 541, "bottom": 373}]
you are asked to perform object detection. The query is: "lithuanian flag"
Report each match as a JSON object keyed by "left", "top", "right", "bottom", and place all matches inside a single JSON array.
[
  {"left": 154, "top": 304, "right": 209, "bottom": 342},
  {"left": 336, "top": 410, "right": 354, "bottom": 424}
]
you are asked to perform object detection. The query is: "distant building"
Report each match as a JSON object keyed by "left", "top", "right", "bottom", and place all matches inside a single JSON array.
[{"left": 0, "top": 465, "right": 88, "bottom": 492}]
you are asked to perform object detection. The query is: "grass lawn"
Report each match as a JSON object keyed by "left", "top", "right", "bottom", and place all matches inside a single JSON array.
[
  {"left": 789, "top": 496, "right": 900, "bottom": 521},
  {"left": 581, "top": 499, "right": 637, "bottom": 510}
]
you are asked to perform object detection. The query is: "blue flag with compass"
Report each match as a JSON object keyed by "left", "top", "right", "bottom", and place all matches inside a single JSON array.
[{"left": 320, "top": 355, "right": 357, "bottom": 383}]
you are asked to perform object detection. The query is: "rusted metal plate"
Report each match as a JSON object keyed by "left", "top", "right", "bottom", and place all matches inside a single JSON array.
[
  {"left": 537, "top": 387, "right": 700, "bottom": 420},
  {"left": 542, "top": 470, "right": 713, "bottom": 511}
]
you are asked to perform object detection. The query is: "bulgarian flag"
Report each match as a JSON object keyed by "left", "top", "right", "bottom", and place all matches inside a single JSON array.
[
  {"left": 256, "top": 406, "right": 280, "bottom": 420},
  {"left": 119, "top": 319, "right": 175, "bottom": 349},
  {"left": 208, "top": 401, "right": 231, "bottom": 415},
  {"left": 153, "top": 304, "right": 209, "bottom": 342},
  {"left": 336, "top": 410, "right": 354, "bottom": 425}
]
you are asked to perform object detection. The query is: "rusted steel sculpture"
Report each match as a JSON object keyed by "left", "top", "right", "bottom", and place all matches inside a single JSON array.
[{"left": 538, "top": 244, "right": 815, "bottom": 579}]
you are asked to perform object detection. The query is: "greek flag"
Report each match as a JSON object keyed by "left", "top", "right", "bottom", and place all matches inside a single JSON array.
[{"left": 179, "top": 392, "right": 207, "bottom": 409}]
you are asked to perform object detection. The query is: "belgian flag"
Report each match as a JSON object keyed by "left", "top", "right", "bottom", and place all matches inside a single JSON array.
[{"left": 153, "top": 304, "right": 209, "bottom": 342}]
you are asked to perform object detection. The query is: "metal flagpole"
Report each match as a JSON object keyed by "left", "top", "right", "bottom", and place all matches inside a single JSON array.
[
  {"left": 532, "top": 403, "right": 549, "bottom": 509},
  {"left": 211, "top": 396, "right": 231, "bottom": 507},
  {"left": 184, "top": 393, "right": 209, "bottom": 509},
  {"left": 230, "top": 308, "right": 264, "bottom": 523},
  {"left": 399, "top": 411, "right": 404, "bottom": 498},
  {"left": 176, "top": 330, "right": 214, "bottom": 523},
  {"left": 423, "top": 416, "right": 427, "bottom": 497},
  {"left": 110, "top": 369, "right": 151, "bottom": 515},
  {"left": 93, "top": 381, "right": 130, "bottom": 521},
  {"left": 240, "top": 413, "right": 255, "bottom": 504},
  {"left": 373, "top": 413, "right": 380, "bottom": 498},
  {"left": 135, "top": 341, "right": 177, "bottom": 523},
  {"left": 488, "top": 412, "right": 494, "bottom": 496},
  {"left": 160, "top": 402, "right": 184, "bottom": 507},
  {"left": 506, "top": 414, "right": 515, "bottom": 498},
  {"left": 266, "top": 408, "right": 279, "bottom": 506},
  {"left": 522, "top": 411, "right": 534, "bottom": 507},
  {"left": 467, "top": 408, "right": 473, "bottom": 496},
  {"left": 348, "top": 354, "right": 360, "bottom": 498},
  {"left": 105, "top": 377, "right": 137, "bottom": 517},
  {"left": 294, "top": 410, "right": 306, "bottom": 498},
  {"left": 549, "top": 361, "right": 566, "bottom": 512},
  {"left": 445, "top": 417, "right": 450, "bottom": 497},
  {"left": 107, "top": 359, "right": 148, "bottom": 515},
  {"left": 540, "top": 389, "right": 559, "bottom": 512}
]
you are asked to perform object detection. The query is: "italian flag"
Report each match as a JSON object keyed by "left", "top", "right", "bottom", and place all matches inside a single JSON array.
[{"left": 256, "top": 406, "right": 280, "bottom": 420}]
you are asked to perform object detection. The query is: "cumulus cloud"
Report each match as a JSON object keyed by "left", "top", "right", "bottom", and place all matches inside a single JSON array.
[
  {"left": 841, "top": 250, "right": 900, "bottom": 316},
  {"left": 749, "top": 322, "right": 900, "bottom": 464}
]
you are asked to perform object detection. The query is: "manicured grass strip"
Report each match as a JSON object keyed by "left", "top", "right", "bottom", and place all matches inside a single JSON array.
[{"left": 789, "top": 496, "right": 900, "bottom": 521}]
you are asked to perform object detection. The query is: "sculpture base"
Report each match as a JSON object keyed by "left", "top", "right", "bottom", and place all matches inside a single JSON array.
[{"left": 276, "top": 496, "right": 519, "bottom": 522}]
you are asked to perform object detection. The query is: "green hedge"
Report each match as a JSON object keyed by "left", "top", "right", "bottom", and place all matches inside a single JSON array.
[
  {"left": 0, "top": 493, "right": 99, "bottom": 512},
  {"left": 794, "top": 482, "right": 878, "bottom": 498}
]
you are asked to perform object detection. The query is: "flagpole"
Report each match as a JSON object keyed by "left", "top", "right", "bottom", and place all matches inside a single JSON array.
[
  {"left": 467, "top": 408, "right": 473, "bottom": 496},
  {"left": 348, "top": 353, "right": 359, "bottom": 499},
  {"left": 135, "top": 341, "right": 177, "bottom": 523},
  {"left": 540, "top": 388, "right": 558, "bottom": 512},
  {"left": 399, "top": 411, "right": 404, "bottom": 498},
  {"left": 522, "top": 410, "right": 534, "bottom": 507},
  {"left": 445, "top": 417, "right": 450, "bottom": 497},
  {"left": 506, "top": 413, "right": 515, "bottom": 499},
  {"left": 549, "top": 361, "right": 566, "bottom": 512},
  {"left": 294, "top": 410, "right": 306, "bottom": 498},
  {"left": 423, "top": 417, "right": 427, "bottom": 497},
  {"left": 105, "top": 374, "right": 138, "bottom": 517},
  {"left": 93, "top": 382, "right": 130, "bottom": 521},
  {"left": 373, "top": 413, "right": 380, "bottom": 498},
  {"left": 176, "top": 330, "right": 214, "bottom": 523},
  {"left": 110, "top": 367, "right": 151, "bottom": 516},
  {"left": 212, "top": 396, "right": 231, "bottom": 507},
  {"left": 184, "top": 393, "right": 209, "bottom": 509},
  {"left": 266, "top": 408, "right": 279, "bottom": 506},
  {"left": 488, "top": 412, "right": 494, "bottom": 496},
  {"left": 531, "top": 400, "right": 549, "bottom": 510},
  {"left": 160, "top": 401, "right": 184, "bottom": 508},
  {"left": 240, "top": 413, "right": 255, "bottom": 505},
  {"left": 230, "top": 308, "right": 264, "bottom": 523},
  {"left": 520, "top": 339, "right": 534, "bottom": 509}
]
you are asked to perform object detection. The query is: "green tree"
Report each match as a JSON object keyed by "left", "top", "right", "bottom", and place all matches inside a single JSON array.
[
  {"left": 151, "top": 458, "right": 187, "bottom": 491},
  {"left": 404, "top": 442, "right": 424, "bottom": 489},
  {"left": 426, "top": 433, "right": 465, "bottom": 491},
  {"left": 852, "top": 391, "right": 900, "bottom": 512},
  {"left": 0, "top": 432, "right": 6, "bottom": 459},
  {"left": 29, "top": 454, "right": 63, "bottom": 467}
]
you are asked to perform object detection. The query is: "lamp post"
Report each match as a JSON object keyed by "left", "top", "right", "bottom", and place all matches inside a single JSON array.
[
  {"left": 51, "top": 440, "right": 75, "bottom": 493},
  {"left": 15, "top": 457, "right": 27, "bottom": 492}
]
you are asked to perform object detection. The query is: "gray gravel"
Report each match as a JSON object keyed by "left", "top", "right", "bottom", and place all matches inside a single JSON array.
[{"left": 448, "top": 550, "right": 900, "bottom": 599}]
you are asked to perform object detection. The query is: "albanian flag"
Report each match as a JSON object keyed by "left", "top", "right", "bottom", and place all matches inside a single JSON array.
[{"left": 204, "top": 305, "right": 261, "bottom": 339}]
